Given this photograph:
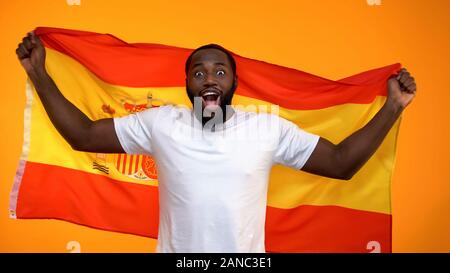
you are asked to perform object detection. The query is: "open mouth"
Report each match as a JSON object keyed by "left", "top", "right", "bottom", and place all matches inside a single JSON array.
[{"left": 200, "top": 89, "right": 222, "bottom": 109}]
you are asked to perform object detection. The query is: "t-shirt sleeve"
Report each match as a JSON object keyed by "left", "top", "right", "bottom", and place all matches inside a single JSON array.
[
  {"left": 273, "top": 117, "right": 320, "bottom": 169},
  {"left": 113, "top": 108, "right": 160, "bottom": 155}
]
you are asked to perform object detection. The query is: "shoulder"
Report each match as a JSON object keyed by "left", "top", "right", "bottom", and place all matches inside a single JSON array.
[
  {"left": 137, "top": 104, "right": 186, "bottom": 120},
  {"left": 253, "top": 111, "right": 288, "bottom": 129},
  {"left": 141, "top": 104, "right": 176, "bottom": 115},
  {"left": 232, "top": 108, "right": 278, "bottom": 123},
  {"left": 232, "top": 109, "right": 285, "bottom": 138}
]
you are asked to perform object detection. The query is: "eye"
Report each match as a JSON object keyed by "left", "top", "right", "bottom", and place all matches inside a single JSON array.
[
  {"left": 194, "top": 71, "right": 204, "bottom": 78},
  {"left": 216, "top": 70, "right": 225, "bottom": 76}
]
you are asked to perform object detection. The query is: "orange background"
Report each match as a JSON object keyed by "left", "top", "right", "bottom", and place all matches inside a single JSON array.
[{"left": 0, "top": 0, "right": 449, "bottom": 252}]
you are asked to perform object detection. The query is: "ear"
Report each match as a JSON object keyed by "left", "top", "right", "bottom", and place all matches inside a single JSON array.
[{"left": 233, "top": 75, "right": 238, "bottom": 90}]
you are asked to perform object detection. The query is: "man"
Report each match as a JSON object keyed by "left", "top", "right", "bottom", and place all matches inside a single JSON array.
[{"left": 16, "top": 31, "right": 416, "bottom": 253}]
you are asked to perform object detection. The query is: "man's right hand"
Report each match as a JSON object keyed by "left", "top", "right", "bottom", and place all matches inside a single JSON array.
[
  {"left": 14, "top": 30, "right": 125, "bottom": 154},
  {"left": 16, "top": 31, "right": 46, "bottom": 78}
]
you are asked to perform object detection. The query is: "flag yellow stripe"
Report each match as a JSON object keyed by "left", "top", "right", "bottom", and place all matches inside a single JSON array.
[
  {"left": 235, "top": 96, "right": 397, "bottom": 214},
  {"left": 27, "top": 48, "right": 396, "bottom": 214}
]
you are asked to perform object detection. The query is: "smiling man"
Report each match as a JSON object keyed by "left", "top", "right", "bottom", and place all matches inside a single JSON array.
[
  {"left": 185, "top": 44, "right": 238, "bottom": 127},
  {"left": 16, "top": 32, "right": 416, "bottom": 253}
]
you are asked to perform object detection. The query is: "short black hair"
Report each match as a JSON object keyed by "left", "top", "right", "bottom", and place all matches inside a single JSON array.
[{"left": 185, "top": 44, "right": 237, "bottom": 76}]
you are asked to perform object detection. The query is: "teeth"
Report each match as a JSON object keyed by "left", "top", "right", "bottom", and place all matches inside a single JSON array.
[{"left": 202, "top": 91, "right": 219, "bottom": 97}]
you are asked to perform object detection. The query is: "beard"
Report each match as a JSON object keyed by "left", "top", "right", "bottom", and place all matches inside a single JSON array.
[{"left": 186, "top": 82, "right": 237, "bottom": 127}]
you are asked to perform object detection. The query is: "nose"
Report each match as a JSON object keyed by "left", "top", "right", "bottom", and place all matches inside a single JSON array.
[{"left": 203, "top": 73, "right": 218, "bottom": 87}]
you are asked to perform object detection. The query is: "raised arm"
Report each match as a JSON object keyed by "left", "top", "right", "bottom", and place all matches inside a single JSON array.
[
  {"left": 302, "top": 68, "right": 416, "bottom": 180},
  {"left": 16, "top": 31, "right": 124, "bottom": 153}
]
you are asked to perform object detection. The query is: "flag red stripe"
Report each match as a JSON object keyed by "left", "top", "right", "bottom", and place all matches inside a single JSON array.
[
  {"left": 34, "top": 27, "right": 401, "bottom": 110},
  {"left": 116, "top": 154, "right": 121, "bottom": 171},
  {"left": 121, "top": 154, "right": 127, "bottom": 174},
  {"left": 16, "top": 161, "right": 159, "bottom": 238},
  {"left": 128, "top": 155, "right": 133, "bottom": 175},
  {"left": 265, "top": 205, "right": 391, "bottom": 253},
  {"left": 16, "top": 161, "right": 390, "bottom": 252},
  {"left": 134, "top": 155, "right": 140, "bottom": 175}
]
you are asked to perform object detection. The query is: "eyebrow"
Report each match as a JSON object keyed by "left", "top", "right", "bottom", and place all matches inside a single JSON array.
[{"left": 192, "top": 62, "right": 226, "bottom": 68}]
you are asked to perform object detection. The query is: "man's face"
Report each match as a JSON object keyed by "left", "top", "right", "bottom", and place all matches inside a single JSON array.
[{"left": 186, "top": 48, "right": 236, "bottom": 113}]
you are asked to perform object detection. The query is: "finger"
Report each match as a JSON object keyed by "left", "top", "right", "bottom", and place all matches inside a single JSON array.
[
  {"left": 402, "top": 82, "right": 416, "bottom": 93},
  {"left": 27, "top": 32, "right": 33, "bottom": 44},
  {"left": 399, "top": 71, "right": 410, "bottom": 83},
  {"left": 396, "top": 68, "right": 407, "bottom": 80},
  {"left": 18, "top": 43, "right": 30, "bottom": 57},
  {"left": 400, "top": 85, "right": 409, "bottom": 92},
  {"left": 29, "top": 31, "right": 43, "bottom": 47},
  {"left": 405, "top": 83, "right": 417, "bottom": 93},
  {"left": 22, "top": 36, "right": 33, "bottom": 51},
  {"left": 16, "top": 45, "right": 28, "bottom": 60},
  {"left": 402, "top": 77, "right": 414, "bottom": 87},
  {"left": 16, "top": 47, "right": 24, "bottom": 59},
  {"left": 28, "top": 31, "right": 35, "bottom": 44},
  {"left": 398, "top": 79, "right": 409, "bottom": 92}
]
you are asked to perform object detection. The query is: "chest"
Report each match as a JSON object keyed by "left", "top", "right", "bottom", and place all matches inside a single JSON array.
[{"left": 152, "top": 121, "right": 277, "bottom": 176}]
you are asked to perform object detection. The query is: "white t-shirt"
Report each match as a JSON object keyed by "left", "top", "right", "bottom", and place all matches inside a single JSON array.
[{"left": 114, "top": 105, "right": 320, "bottom": 253}]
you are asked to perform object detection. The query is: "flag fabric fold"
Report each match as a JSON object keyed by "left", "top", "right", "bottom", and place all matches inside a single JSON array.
[{"left": 10, "top": 27, "right": 401, "bottom": 252}]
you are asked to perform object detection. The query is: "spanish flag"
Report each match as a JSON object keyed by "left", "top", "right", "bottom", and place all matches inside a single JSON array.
[{"left": 10, "top": 27, "right": 400, "bottom": 253}]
